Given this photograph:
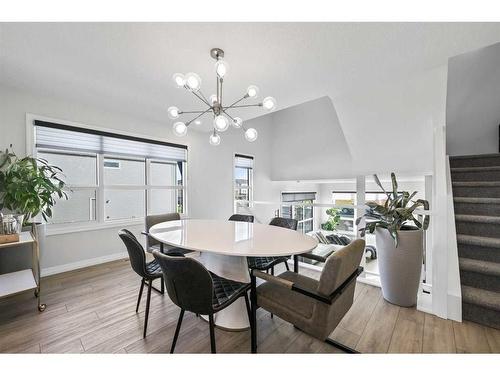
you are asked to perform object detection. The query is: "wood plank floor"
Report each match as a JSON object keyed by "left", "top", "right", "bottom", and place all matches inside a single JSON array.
[{"left": 0, "top": 256, "right": 499, "bottom": 354}]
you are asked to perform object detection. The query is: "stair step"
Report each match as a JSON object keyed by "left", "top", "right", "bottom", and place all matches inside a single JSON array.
[
  {"left": 455, "top": 214, "right": 500, "bottom": 224},
  {"left": 455, "top": 215, "right": 500, "bottom": 238},
  {"left": 451, "top": 166, "right": 500, "bottom": 172},
  {"left": 451, "top": 166, "right": 500, "bottom": 181},
  {"left": 462, "top": 303, "right": 500, "bottom": 329},
  {"left": 453, "top": 197, "right": 500, "bottom": 216},
  {"left": 459, "top": 257, "right": 500, "bottom": 277},
  {"left": 452, "top": 181, "right": 500, "bottom": 187},
  {"left": 456, "top": 234, "right": 500, "bottom": 249},
  {"left": 462, "top": 285, "right": 500, "bottom": 312},
  {"left": 450, "top": 153, "right": 500, "bottom": 168},
  {"left": 451, "top": 153, "right": 500, "bottom": 160},
  {"left": 452, "top": 181, "right": 500, "bottom": 198},
  {"left": 454, "top": 197, "right": 500, "bottom": 204}
]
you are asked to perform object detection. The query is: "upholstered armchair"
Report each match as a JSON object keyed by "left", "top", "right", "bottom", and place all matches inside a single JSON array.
[{"left": 250, "top": 239, "right": 365, "bottom": 353}]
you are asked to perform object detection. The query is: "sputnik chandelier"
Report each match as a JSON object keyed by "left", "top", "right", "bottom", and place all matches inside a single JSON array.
[{"left": 168, "top": 48, "right": 277, "bottom": 145}]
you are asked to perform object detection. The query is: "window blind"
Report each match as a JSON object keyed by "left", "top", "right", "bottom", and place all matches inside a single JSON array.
[
  {"left": 234, "top": 154, "right": 254, "bottom": 169},
  {"left": 282, "top": 192, "right": 316, "bottom": 202},
  {"left": 34, "top": 120, "right": 187, "bottom": 162}
]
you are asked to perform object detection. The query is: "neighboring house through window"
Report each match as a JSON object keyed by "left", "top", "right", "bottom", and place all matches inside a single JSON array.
[{"left": 32, "top": 119, "right": 187, "bottom": 227}]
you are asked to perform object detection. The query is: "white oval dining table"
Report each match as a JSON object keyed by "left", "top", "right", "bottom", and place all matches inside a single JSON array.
[{"left": 149, "top": 218, "right": 318, "bottom": 330}]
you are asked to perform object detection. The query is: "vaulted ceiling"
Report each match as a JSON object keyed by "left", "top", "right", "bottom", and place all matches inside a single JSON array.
[{"left": 1, "top": 22, "right": 500, "bottom": 132}]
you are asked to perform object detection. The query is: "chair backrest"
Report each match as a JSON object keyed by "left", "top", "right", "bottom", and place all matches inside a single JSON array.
[
  {"left": 308, "top": 239, "right": 365, "bottom": 340},
  {"left": 153, "top": 250, "right": 215, "bottom": 315},
  {"left": 269, "top": 217, "right": 298, "bottom": 230},
  {"left": 228, "top": 214, "right": 254, "bottom": 223},
  {"left": 317, "top": 239, "right": 365, "bottom": 296},
  {"left": 118, "top": 229, "right": 148, "bottom": 278},
  {"left": 145, "top": 212, "right": 181, "bottom": 248}
]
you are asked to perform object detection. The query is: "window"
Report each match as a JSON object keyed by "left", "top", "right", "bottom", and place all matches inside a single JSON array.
[
  {"left": 331, "top": 192, "right": 356, "bottom": 234},
  {"left": 234, "top": 154, "right": 254, "bottom": 213},
  {"left": 33, "top": 120, "right": 187, "bottom": 226},
  {"left": 281, "top": 192, "right": 316, "bottom": 234}
]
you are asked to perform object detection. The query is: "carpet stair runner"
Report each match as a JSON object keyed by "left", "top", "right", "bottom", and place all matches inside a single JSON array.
[{"left": 450, "top": 154, "right": 500, "bottom": 329}]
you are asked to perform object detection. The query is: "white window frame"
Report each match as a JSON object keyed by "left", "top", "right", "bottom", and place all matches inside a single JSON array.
[
  {"left": 280, "top": 192, "right": 315, "bottom": 234},
  {"left": 26, "top": 113, "right": 188, "bottom": 236},
  {"left": 233, "top": 153, "right": 254, "bottom": 214}
]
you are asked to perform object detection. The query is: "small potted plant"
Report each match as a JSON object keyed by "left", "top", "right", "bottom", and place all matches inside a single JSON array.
[
  {"left": 356, "top": 173, "right": 429, "bottom": 307},
  {"left": 0, "top": 147, "right": 67, "bottom": 244},
  {"left": 321, "top": 207, "right": 341, "bottom": 231}
]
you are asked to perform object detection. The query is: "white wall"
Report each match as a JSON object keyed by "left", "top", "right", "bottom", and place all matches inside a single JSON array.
[
  {"left": 269, "top": 96, "right": 353, "bottom": 181},
  {"left": 263, "top": 67, "right": 447, "bottom": 180},
  {"left": 446, "top": 42, "right": 500, "bottom": 156},
  {"left": 0, "top": 64, "right": 448, "bottom": 274},
  {"left": 0, "top": 85, "right": 316, "bottom": 273},
  {"left": 334, "top": 66, "right": 447, "bottom": 176}
]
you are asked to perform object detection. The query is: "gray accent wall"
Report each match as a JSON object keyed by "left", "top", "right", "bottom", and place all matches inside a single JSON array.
[{"left": 446, "top": 42, "right": 500, "bottom": 156}]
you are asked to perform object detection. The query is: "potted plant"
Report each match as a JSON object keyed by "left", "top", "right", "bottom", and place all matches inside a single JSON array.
[
  {"left": 356, "top": 173, "right": 429, "bottom": 307},
  {"left": 321, "top": 207, "right": 341, "bottom": 231},
  {"left": 0, "top": 147, "right": 67, "bottom": 243}
]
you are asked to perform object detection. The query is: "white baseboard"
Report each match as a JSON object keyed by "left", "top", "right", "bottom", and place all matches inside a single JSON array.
[
  {"left": 41, "top": 251, "right": 128, "bottom": 277},
  {"left": 447, "top": 292, "right": 462, "bottom": 322}
]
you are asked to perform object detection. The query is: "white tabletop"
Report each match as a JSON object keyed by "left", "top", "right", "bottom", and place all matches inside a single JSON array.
[{"left": 149, "top": 219, "right": 318, "bottom": 257}]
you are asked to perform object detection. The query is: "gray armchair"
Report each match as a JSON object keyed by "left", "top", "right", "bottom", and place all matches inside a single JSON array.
[{"left": 250, "top": 239, "right": 365, "bottom": 353}]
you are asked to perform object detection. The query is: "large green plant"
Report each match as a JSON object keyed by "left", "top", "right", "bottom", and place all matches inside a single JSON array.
[
  {"left": 321, "top": 207, "right": 341, "bottom": 231},
  {"left": 355, "top": 173, "right": 429, "bottom": 246},
  {"left": 0, "top": 148, "right": 68, "bottom": 224}
]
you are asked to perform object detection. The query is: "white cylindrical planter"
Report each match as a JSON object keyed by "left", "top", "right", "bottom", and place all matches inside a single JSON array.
[{"left": 376, "top": 228, "right": 423, "bottom": 307}]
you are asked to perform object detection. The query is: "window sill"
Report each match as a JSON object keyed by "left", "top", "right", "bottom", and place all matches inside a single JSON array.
[{"left": 45, "top": 218, "right": 144, "bottom": 236}]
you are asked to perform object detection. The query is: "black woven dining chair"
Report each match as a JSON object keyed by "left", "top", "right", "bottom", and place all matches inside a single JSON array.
[
  {"left": 118, "top": 229, "right": 167, "bottom": 338},
  {"left": 228, "top": 214, "right": 254, "bottom": 223},
  {"left": 247, "top": 217, "right": 298, "bottom": 275},
  {"left": 153, "top": 250, "right": 254, "bottom": 353}
]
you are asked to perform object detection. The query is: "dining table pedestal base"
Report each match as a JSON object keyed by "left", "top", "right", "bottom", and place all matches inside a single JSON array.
[{"left": 199, "top": 252, "right": 251, "bottom": 331}]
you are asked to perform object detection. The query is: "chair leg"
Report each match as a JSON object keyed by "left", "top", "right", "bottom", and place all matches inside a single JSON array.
[
  {"left": 143, "top": 281, "right": 152, "bottom": 338},
  {"left": 270, "top": 268, "right": 274, "bottom": 319},
  {"left": 208, "top": 314, "right": 216, "bottom": 354},
  {"left": 325, "top": 338, "right": 359, "bottom": 353},
  {"left": 170, "top": 309, "right": 184, "bottom": 353},
  {"left": 244, "top": 292, "right": 256, "bottom": 354},
  {"left": 250, "top": 275, "right": 257, "bottom": 353},
  {"left": 285, "top": 260, "right": 290, "bottom": 271},
  {"left": 160, "top": 276, "right": 165, "bottom": 294},
  {"left": 136, "top": 278, "right": 145, "bottom": 313},
  {"left": 244, "top": 292, "right": 251, "bottom": 320}
]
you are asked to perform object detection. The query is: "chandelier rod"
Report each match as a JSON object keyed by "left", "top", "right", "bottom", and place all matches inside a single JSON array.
[
  {"left": 216, "top": 76, "right": 220, "bottom": 103},
  {"left": 223, "top": 109, "right": 247, "bottom": 131},
  {"left": 188, "top": 87, "right": 211, "bottom": 107},
  {"left": 197, "top": 89, "right": 210, "bottom": 105},
  {"left": 224, "top": 103, "right": 263, "bottom": 109},
  {"left": 221, "top": 108, "right": 236, "bottom": 122},
  {"left": 220, "top": 78, "right": 223, "bottom": 105},
  {"left": 186, "top": 107, "right": 213, "bottom": 126},
  {"left": 225, "top": 95, "right": 247, "bottom": 109},
  {"left": 179, "top": 110, "right": 210, "bottom": 114}
]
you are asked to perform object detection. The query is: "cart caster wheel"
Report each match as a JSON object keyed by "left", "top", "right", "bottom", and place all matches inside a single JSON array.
[
  {"left": 38, "top": 304, "right": 46, "bottom": 312},
  {"left": 34, "top": 290, "right": 39, "bottom": 297}
]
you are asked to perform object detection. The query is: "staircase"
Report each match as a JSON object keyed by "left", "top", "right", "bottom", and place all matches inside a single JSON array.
[{"left": 450, "top": 154, "right": 500, "bottom": 329}]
